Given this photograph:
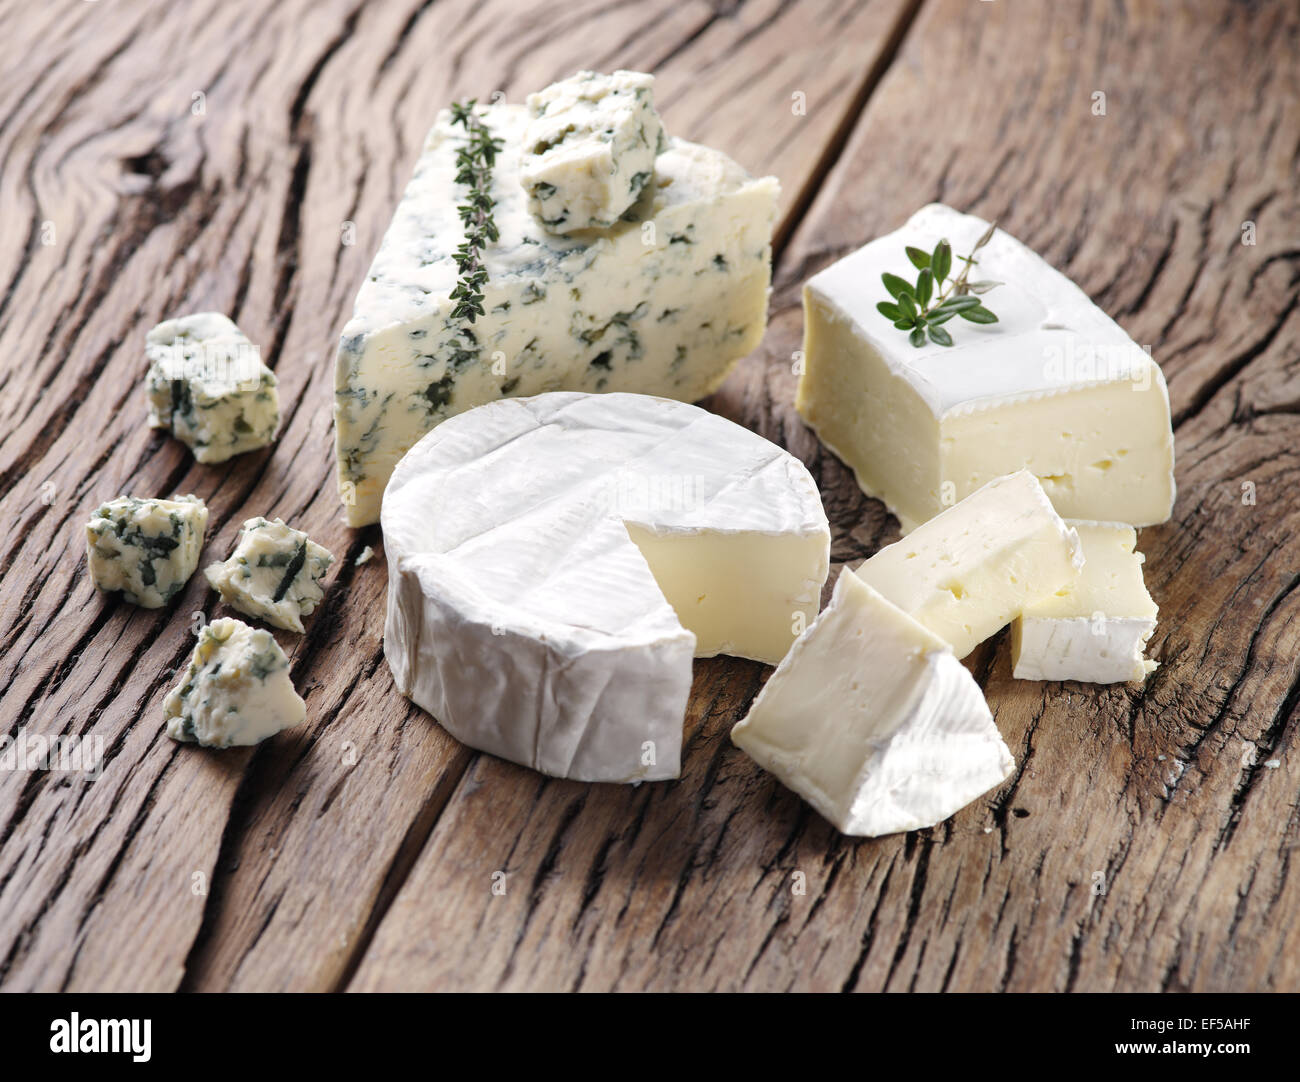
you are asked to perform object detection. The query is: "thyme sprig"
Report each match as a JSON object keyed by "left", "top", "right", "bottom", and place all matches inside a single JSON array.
[
  {"left": 877, "top": 221, "right": 1001, "bottom": 347},
  {"left": 448, "top": 100, "right": 504, "bottom": 323}
]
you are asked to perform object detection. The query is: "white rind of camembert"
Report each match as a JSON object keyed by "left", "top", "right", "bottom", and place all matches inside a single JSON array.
[
  {"left": 798, "top": 204, "right": 1175, "bottom": 532},
  {"left": 381, "top": 392, "right": 830, "bottom": 783},
  {"left": 732, "top": 568, "right": 1015, "bottom": 837},
  {"left": 335, "top": 100, "right": 779, "bottom": 526}
]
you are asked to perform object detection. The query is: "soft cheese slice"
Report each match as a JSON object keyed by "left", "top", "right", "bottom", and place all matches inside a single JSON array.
[
  {"left": 382, "top": 392, "right": 830, "bottom": 783},
  {"left": 164, "top": 618, "right": 305, "bottom": 748},
  {"left": 856, "top": 470, "right": 1083, "bottom": 659},
  {"left": 335, "top": 99, "right": 779, "bottom": 525},
  {"left": 520, "top": 70, "right": 666, "bottom": 233},
  {"left": 732, "top": 568, "right": 1014, "bottom": 837},
  {"left": 1012, "top": 521, "right": 1158, "bottom": 683},
  {"left": 798, "top": 203, "right": 1175, "bottom": 532}
]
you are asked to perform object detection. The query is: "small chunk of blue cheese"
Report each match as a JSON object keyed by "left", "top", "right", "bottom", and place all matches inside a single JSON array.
[
  {"left": 334, "top": 99, "right": 779, "bottom": 526},
  {"left": 204, "top": 517, "right": 335, "bottom": 633},
  {"left": 145, "top": 312, "right": 280, "bottom": 463},
  {"left": 85, "top": 494, "right": 209, "bottom": 608},
  {"left": 520, "top": 70, "right": 666, "bottom": 234},
  {"left": 164, "top": 617, "right": 305, "bottom": 747}
]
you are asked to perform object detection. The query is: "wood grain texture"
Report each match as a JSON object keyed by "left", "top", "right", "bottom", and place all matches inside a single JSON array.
[
  {"left": 351, "top": 0, "right": 1300, "bottom": 992},
  {"left": 0, "top": 0, "right": 922, "bottom": 991}
]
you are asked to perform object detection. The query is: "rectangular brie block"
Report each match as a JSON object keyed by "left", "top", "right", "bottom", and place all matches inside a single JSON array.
[
  {"left": 335, "top": 100, "right": 779, "bottom": 526},
  {"left": 798, "top": 203, "right": 1175, "bottom": 533},
  {"left": 1011, "top": 521, "right": 1158, "bottom": 683},
  {"left": 856, "top": 470, "right": 1083, "bottom": 659},
  {"left": 731, "top": 567, "right": 1014, "bottom": 837}
]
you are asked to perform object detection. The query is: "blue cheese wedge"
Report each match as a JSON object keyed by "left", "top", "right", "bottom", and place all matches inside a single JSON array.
[
  {"left": 798, "top": 204, "right": 1176, "bottom": 532},
  {"left": 204, "top": 517, "right": 334, "bottom": 633},
  {"left": 520, "top": 70, "right": 666, "bottom": 234},
  {"left": 164, "top": 617, "right": 305, "bottom": 747},
  {"left": 146, "top": 312, "right": 280, "bottom": 463},
  {"left": 85, "top": 494, "right": 209, "bottom": 608},
  {"left": 731, "top": 568, "right": 1014, "bottom": 837},
  {"left": 1011, "top": 521, "right": 1158, "bottom": 683},
  {"left": 334, "top": 99, "right": 779, "bottom": 526}
]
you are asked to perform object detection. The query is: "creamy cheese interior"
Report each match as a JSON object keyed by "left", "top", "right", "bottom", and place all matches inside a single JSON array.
[{"left": 856, "top": 470, "right": 1083, "bottom": 659}]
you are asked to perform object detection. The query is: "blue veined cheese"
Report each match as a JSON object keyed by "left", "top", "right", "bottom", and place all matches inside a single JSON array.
[
  {"left": 204, "top": 517, "right": 335, "bottom": 633},
  {"left": 334, "top": 102, "right": 779, "bottom": 526},
  {"left": 164, "top": 617, "right": 305, "bottom": 747},
  {"left": 520, "top": 70, "right": 666, "bottom": 233},
  {"left": 85, "top": 494, "right": 209, "bottom": 608},
  {"left": 145, "top": 312, "right": 280, "bottom": 463}
]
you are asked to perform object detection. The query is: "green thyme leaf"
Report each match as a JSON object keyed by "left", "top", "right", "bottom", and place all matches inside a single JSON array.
[
  {"left": 877, "top": 222, "right": 1002, "bottom": 347},
  {"left": 916, "top": 267, "right": 934, "bottom": 308},
  {"left": 931, "top": 240, "right": 952, "bottom": 283},
  {"left": 882, "top": 272, "right": 914, "bottom": 300},
  {"left": 959, "top": 305, "right": 999, "bottom": 324},
  {"left": 448, "top": 100, "right": 500, "bottom": 325}
]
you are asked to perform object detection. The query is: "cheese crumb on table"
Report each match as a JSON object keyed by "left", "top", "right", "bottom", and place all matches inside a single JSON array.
[
  {"left": 145, "top": 312, "right": 280, "bottom": 463},
  {"left": 85, "top": 494, "right": 208, "bottom": 608},
  {"left": 204, "top": 517, "right": 334, "bottom": 633},
  {"left": 164, "top": 617, "right": 305, "bottom": 748}
]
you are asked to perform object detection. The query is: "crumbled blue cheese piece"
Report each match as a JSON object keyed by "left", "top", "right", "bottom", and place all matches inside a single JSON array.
[
  {"left": 145, "top": 312, "right": 280, "bottom": 463},
  {"left": 204, "top": 517, "right": 334, "bottom": 633},
  {"left": 85, "top": 494, "right": 209, "bottom": 608},
  {"left": 520, "top": 70, "right": 666, "bottom": 233},
  {"left": 354, "top": 545, "right": 375, "bottom": 566},
  {"left": 164, "top": 617, "right": 305, "bottom": 747},
  {"left": 334, "top": 99, "right": 779, "bottom": 526}
]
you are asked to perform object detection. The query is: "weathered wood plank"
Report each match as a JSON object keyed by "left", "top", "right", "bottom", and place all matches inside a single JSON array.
[
  {"left": 350, "top": 0, "right": 1300, "bottom": 991},
  {"left": 0, "top": 0, "right": 921, "bottom": 990}
]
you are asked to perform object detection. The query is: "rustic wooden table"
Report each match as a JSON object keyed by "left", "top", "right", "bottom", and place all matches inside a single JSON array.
[{"left": 1, "top": 0, "right": 1297, "bottom": 993}]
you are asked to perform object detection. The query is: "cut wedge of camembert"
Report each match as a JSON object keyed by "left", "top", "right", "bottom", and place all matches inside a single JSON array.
[
  {"left": 798, "top": 204, "right": 1175, "bottom": 532},
  {"left": 732, "top": 568, "right": 1015, "bottom": 837},
  {"left": 1012, "top": 521, "right": 1158, "bottom": 683},
  {"left": 856, "top": 470, "right": 1083, "bottom": 659},
  {"left": 381, "top": 392, "right": 830, "bottom": 783}
]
